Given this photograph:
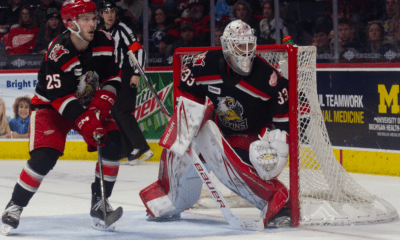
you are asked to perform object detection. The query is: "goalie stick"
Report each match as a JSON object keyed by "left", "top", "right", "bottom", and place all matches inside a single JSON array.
[
  {"left": 128, "top": 50, "right": 171, "bottom": 120},
  {"left": 186, "top": 142, "right": 265, "bottom": 231}
]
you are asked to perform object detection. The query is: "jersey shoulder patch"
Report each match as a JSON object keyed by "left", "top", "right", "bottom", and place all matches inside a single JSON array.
[{"left": 48, "top": 44, "right": 70, "bottom": 62}]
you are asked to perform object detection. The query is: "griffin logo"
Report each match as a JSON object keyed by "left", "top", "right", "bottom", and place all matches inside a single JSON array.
[
  {"left": 49, "top": 44, "right": 69, "bottom": 62},
  {"left": 216, "top": 96, "right": 248, "bottom": 131},
  {"left": 192, "top": 52, "right": 207, "bottom": 67}
]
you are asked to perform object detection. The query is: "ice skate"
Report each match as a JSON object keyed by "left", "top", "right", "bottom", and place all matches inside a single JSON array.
[
  {"left": 265, "top": 207, "right": 291, "bottom": 228},
  {"left": 1, "top": 201, "right": 23, "bottom": 236},
  {"left": 90, "top": 194, "right": 123, "bottom": 231},
  {"left": 146, "top": 210, "right": 181, "bottom": 222},
  {"left": 127, "top": 147, "right": 153, "bottom": 166}
]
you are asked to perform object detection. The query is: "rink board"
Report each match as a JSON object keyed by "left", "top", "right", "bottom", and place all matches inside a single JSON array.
[{"left": 1, "top": 141, "right": 400, "bottom": 177}]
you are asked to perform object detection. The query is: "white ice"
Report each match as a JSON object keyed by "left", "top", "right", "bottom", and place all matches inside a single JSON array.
[{"left": 0, "top": 160, "right": 399, "bottom": 240}]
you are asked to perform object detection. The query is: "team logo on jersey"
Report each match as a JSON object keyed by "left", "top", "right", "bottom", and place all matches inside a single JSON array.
[
  {"left": 269, "top": 71, "right": 277, "bottom": 87},
  {"left": 77, "top": 71, "right": 99, "bottom": 106},
  {"left": 216, "top": 96, "right": 248, "bottom": 131},
  {"left": 192, "top": 52, "right": 207, "bottom": 67},
  {"left": 49, "top": 44, "right": 69, "bottom": 62}
]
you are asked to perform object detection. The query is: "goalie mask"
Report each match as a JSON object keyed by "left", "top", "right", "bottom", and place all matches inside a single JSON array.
[{"left": 221, "top": 20, "right": 257, "bottom": 76}]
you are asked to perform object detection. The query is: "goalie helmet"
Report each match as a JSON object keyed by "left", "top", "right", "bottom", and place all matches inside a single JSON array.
[{"left": 220, "top": 20, "right": 257, "bottom": 76}]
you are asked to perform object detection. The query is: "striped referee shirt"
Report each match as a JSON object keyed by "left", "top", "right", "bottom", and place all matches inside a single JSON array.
[{"left": 102, "top": 22, "right": 145, "bottom": 74}]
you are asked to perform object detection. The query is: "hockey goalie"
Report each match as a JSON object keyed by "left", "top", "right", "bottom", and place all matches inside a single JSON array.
[{"left": 140, "top": 20, "right": 291, "bottom": 228}]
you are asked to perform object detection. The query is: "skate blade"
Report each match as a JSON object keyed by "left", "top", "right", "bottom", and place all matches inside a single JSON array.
[
  {"left": 129, "top": 151, "right": 154, "bottom": 166},
  {"left": 92, "top": 218, "right": 116, "bottom": 231},
  {"left": 1, "top": 224, "right": 14, "bottom": 236}
]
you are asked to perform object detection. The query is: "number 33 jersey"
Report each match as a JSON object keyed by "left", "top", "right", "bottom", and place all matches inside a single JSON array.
[
  {"left": 32, "top": 30, "right": 121, "bottom": 122},
  {"left": 178, "top": 50, "right": 289, "bottom": 136}
]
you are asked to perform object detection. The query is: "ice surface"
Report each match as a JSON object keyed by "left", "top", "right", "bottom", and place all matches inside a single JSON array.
[{"left": 0, "top": 160, "right": 399, "bottom": 240}]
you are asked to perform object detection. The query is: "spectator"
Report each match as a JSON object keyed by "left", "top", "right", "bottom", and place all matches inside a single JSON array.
[
  {"left": 329, "top": 18, "right": 362, "bottom": 55},
  {"left": 1, "top": 0, "right": 26, "bottom": 30},
  {"left": 5, "top": 5, "right": 39, "bottom": 55},
  {"left": 116, "top": 0, "right": 151, "bottom": 24},
  {"left": 132, "top": 23, "right": 143, "bottom": 44},
  {"left": 364, "top": 20, "right": 396, "bottom": 59},
  {"left": 214, "top": 0, "right": 234, "bottom": 21},
  {"left": 36, "top": 7, "right": 64, "bottom": 54},
  {"left": 0, "top": 96, "right": 11, "bottom": 139},
  {"left": 166, "top": 0, "right": 210, "bottom": 46},
  {"left": 165, "top": 21, "right": 198, "bottom": 65},
  {"left": 259, "top": 0, "right": 288, "bottom": 44},
  {"left": 33, "top": 0, "right": 62, "bottom": 29},
  {"left": 8, "top": 96, "right": 30, "bottom": 139},
  {"left": 149, "top": 6, "right": 171, "bottom": 54},
  {"left": 381, "top": 0, "right": 397, "bottom": 36},
  {"left": 148, "top": 37, "right": 168, "bottom": 66},
  {"left": 312, "top": 24, "right": 331, "bottom": 55},
  {"left": 231, "top": 0, "right": 259, "bottom": 38},
  {"left": 388, "top": 12, "right": 400, "bottom": 48},
  {"left": 215, "top": 26, "right": 223, "bottom": 46}
]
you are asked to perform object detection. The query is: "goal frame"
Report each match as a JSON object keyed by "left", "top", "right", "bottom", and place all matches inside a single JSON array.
[{"left": 173, "top": 45, "right": 301, "bottom": 227}]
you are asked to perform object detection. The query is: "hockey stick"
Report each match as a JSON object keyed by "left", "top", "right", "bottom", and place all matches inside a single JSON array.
[
  {"left": 94, "top": 112, "right": 123, "bottom": 228},
  {"left": 127, "top": 51, "right": 171, "bottom": 120},
  {"left": 95, "top": 135, "right": 109, "bottom": 226},
  {"left": 186, "top": 142, "right": 265, "bottom": 231}
]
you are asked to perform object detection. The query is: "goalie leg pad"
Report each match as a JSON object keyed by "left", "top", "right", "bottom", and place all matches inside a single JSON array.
[
  {"left": 140, "top": 149, "right": 203, "bottom": 218},
  {"left": 195, "top": 120, "right": 288, "bottom": 210}
]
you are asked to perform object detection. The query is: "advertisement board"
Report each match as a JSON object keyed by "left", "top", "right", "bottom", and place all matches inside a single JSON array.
[
  {"left": 0, "top": 70, "right": 173, "bottom": 141},
  {"left": 318, "top": 69, "right": 400, "bottom": 151}
]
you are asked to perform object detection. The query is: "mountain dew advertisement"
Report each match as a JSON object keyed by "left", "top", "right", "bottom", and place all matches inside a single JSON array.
[{"left": 134, "top": 72, "right": 174, "bottom": 139}]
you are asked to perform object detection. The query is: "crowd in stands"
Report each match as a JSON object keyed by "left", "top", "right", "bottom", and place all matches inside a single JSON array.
[{"left": 2, "top": 0, "right": 400, "bottom": 65}]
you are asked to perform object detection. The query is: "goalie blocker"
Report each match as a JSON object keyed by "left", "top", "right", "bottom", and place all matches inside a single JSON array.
[{"left": 139, "top": 97, "right": 290, "bottom": 228}]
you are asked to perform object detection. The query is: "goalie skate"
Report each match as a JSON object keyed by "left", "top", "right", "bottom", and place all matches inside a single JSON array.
[
  {"left": 1, "top": 201, "right": 23, "bottom": 236},
  {"left": 90, "top": 194, "right": 123, "bottom": 231},
  {"left": 146, "top": 211, "right": 181, "bottom": 222},
  {"left": 265, "top": 207, "right": 291, "bottom": 228}
]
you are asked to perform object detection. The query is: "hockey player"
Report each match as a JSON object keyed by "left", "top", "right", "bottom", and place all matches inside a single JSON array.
[
  {"left": 99, "top": 0, "right": 153, "bottom": 166},
  {"left": 140, "top": 20, "right": 291, "bottom": 228},
  {"left": 1, "top": 0, "right": 123, "bottom": 235}
]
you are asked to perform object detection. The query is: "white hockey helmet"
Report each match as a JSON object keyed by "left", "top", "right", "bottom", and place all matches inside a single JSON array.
[{"left": 220, "top": 20, "right": 257, "bottom": 76}]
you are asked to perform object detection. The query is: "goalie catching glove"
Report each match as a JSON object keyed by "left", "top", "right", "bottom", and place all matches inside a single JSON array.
[
  {"left": 75, "top": 109, "right": 107, "bottom": 148},
  {"left": 249, "top": 129, "right": 289, "bottom": 181}
]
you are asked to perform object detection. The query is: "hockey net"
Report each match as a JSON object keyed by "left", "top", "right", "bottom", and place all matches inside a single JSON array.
[{"left": 172, "top": 45, "right": 398, "bottom": 227}]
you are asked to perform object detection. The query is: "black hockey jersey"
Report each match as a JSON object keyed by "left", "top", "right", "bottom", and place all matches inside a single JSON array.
[
  {"left": 178, "top": 50, "right": 289, "bottom": 136},
  {"left": 32, "top": 30, "right": 121, "bottom": 122}
]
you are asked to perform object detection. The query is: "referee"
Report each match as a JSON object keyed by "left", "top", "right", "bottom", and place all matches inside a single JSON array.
[{"left": 99, "top": 0, "right": 153, "bottom": 165}]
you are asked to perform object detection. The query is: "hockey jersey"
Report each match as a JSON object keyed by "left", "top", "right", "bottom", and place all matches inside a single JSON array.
[
  {"left": 178, "top": 50, "right": 289, "bottom": 136},
  {"left": 32, "top": 30, "right": 121, "bottom": 122}
]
